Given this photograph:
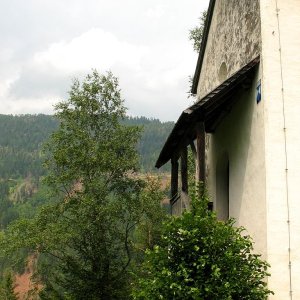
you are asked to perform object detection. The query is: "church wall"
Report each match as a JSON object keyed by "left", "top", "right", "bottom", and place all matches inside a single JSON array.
[
  {"left": 197, "top": 0, "right": 260, "bottom": 99},
  {"left": 206, "top": 68, "right": 267, "bottom": 258},
  {"left": 260, "top": 0, "right": 300, "bottom": 298}
]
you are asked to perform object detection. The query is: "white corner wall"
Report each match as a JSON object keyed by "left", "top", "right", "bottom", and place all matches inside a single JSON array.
[
  {"left": 260, "top": 0, "right": 300, "bottom": 298},
  {"left": 206, "top": 68, "right": 267, "bottom": 258}
]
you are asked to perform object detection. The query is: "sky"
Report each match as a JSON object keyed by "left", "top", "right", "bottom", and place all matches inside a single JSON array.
[{"left": 1, "top": 0, "right": 209, "bottom": 121}]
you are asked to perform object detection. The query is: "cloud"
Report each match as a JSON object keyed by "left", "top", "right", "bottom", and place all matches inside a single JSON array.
[
  {"left": 4, "top": 26, "right": 197, "bottom": 121},
  {"left": 9, "top": 66, "right": 68, "bottom": 99},
  {"left": 5, "top": 28, "right": 149, "bottom": 114},
  {"left": 1, "top": 96, "right": 56, "bottom": 115},
  {"left": 0, "top": 0, "right": 209, "bottom": 120},
  {"left": 33, "top": 28, "right": 148, "bottom": 73}
]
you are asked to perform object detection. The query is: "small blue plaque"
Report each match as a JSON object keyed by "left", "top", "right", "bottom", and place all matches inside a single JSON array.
[{"left": 256, "top": 79, "right": 261, "bottom": 103}]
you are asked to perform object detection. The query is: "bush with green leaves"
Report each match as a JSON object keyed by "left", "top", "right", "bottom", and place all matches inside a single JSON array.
[{"left": 133, "top": 188, "right": 273, "bottom": 299}]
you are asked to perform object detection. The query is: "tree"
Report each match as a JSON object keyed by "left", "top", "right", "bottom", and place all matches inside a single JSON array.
[
  {"left": 0, "top": 70, "right": 154, "bottom": 299},
  {"left": 188, "top": 10, "right": 207, "bottom": 98},
  {"left": 189, "top": 11, "right": 207, "bottom": 53},
  {"left": 133, "top": 187, "right": 273, "bottom": 300},
  {"left": 134, "top": 176, "right": 168, "bottom": 252}
]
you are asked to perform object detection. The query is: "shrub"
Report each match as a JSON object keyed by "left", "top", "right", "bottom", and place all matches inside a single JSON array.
[{"left": 133, "top": 188, "right": 273, "bottom": 299}]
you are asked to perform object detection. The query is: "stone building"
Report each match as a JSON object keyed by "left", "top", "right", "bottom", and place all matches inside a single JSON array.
[{"left": 156, "top": 0, "right": 300, "bottom": 298}]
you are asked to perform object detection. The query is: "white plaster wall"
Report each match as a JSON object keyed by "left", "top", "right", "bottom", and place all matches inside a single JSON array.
[
  {"left": 195, "top": 1, "right": 300, "bottom": 297},
  {"left": 206, "top": 68, "right": 267, "bottom": 257},
  {"left": 197, "top": 0, "right": 260, "bottom": 99},
  {"left": 260, "top": 0, "right": 300, "bottom": 298}
]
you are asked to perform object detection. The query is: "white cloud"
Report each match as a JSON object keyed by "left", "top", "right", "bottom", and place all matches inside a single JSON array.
[
  {"left": 33, "top": 28, "right": 148, "bottom": 73},
  {"left": 0, "top": 74, "right": 20, "bottom": 100},
  {"left": 3, "top": 26, "right": 197, "bottom": 121},
  {"left": 1, "top": 95, "right": 56, "bottom": 115},
  {"left": 0, "top": 0, "right": 209, "bottom": 120}
]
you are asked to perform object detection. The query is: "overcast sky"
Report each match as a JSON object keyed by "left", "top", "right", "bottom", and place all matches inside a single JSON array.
[{"left": 1, "top": 0, "right": 209, "bottom": 121}]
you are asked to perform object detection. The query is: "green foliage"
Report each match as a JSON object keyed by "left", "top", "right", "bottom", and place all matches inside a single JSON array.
[
  {"left": 0, "top": 271, "right": 18, "bottom": 300},
  {"left": 189, "top": 11, "right": 207, "bottom": 53},
  {"left": 133, "top": 188, "right": 273, "bottom": 300},
  {"left": 123, "top": 117, "right": 173, "bottom": 173},
  {"left": 0, "top": 114, "right": 58, "bottom": 179},
  {"left": 0, "top": 177, "right": 53, "bottom": 231},
  {"left": 39, "top": 70, "right": 142, "bottom": 298},
  {"left": 0, "top": 114, "right": 58, "bottom": 231},
  {"left": 134, "top": 176, "right": 168, "bottom": 252},
  {"left": 0, "top": 70, "right": 167, "bottom": 299},
  {"left": 187, "top": 146, "right": 196, "bottom": 185},
  {"left": 188, "top": 10, "right": 207, "bottom": 98},
  {"left": 0, "top": 198, "right": 18, "bottom": 230},
  {"left": 0, "top": 89, "right": 172, "bottom": 293},
  {"left": 0, "top": 113, "right": 172, "bottom": 236},
  {"left": 0, "top": 114, "right": 172, "bottom": 184}
]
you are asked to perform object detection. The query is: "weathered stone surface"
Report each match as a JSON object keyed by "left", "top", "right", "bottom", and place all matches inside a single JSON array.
[{"left": 197, "top": 0, "right": 260, "bottom": 98}]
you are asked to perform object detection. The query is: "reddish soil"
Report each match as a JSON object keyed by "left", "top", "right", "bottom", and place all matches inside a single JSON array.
[{"left": 14, "top": 255, "right": 41, "bottom": 299}]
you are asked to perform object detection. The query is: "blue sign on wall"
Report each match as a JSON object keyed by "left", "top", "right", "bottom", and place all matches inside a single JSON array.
[{"left": 256, "top": 79, "right": 262, "bottom": 103}]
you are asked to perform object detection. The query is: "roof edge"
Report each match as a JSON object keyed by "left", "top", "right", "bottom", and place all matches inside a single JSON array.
[
  {"left": 156, "top": 56, "right": 260, "bottom": 168},
  {"left": 191, "top": 0, "right": 216, "bottom": 95}
]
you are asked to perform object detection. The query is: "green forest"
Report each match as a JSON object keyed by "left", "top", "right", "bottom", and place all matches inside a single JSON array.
[
  {"left": 0, "top": 114, "right": 173, "bottom": 178},
  {"left": 0, "top": 113, "right": 173, "bottom": 229}
]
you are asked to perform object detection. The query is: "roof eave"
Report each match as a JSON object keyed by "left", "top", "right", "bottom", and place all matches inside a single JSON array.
[{"left": 156, "top": 56, "right": 260, "bottom": 168}]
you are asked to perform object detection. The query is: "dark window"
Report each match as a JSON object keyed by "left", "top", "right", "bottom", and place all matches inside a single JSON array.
[{"left": 216, "top": 152, "right": 229, "bottom": 220}]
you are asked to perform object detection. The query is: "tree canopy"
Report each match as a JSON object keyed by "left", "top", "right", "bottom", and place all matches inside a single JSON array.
[
  {"left": 189, "top": 11, "right": 207, "bottom": 53},
  {"left": 0, "top": 70, "right": 166, "bottom": 299}
]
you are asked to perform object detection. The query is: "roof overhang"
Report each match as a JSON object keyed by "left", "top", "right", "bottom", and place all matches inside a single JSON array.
[{"left": 156, "top": 56, "right": 260, "bottom": 168}]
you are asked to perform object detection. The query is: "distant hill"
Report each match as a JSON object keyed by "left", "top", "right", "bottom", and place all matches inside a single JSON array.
[
  {"left": 0, "top": 114, "right": 173, "bottom": 180},
  {"left": 123, "top": 116, "right": 173, "bottom": 172},
  {"left": 0, "top": 114, "right": 58, "bottom": 179},
  {"left": 0, "top": 114, "right": 173, "bottom": 228}
]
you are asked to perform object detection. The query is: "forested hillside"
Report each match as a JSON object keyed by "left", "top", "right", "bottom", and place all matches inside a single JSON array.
[
  {"left": 124, "top": 116, "right": 173, "bottom": 172},
  {"left": 0, "top": 115, "right": 59, "bottom": 230},
  {"left": 0, "top": 114, "right": 172, "bottom": 178},
  {"left": 0, "top": 114, "right": 172, "bottom": 229},
  {"left": 0, "top": 114, "right": 58, "bottom": 179}
]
